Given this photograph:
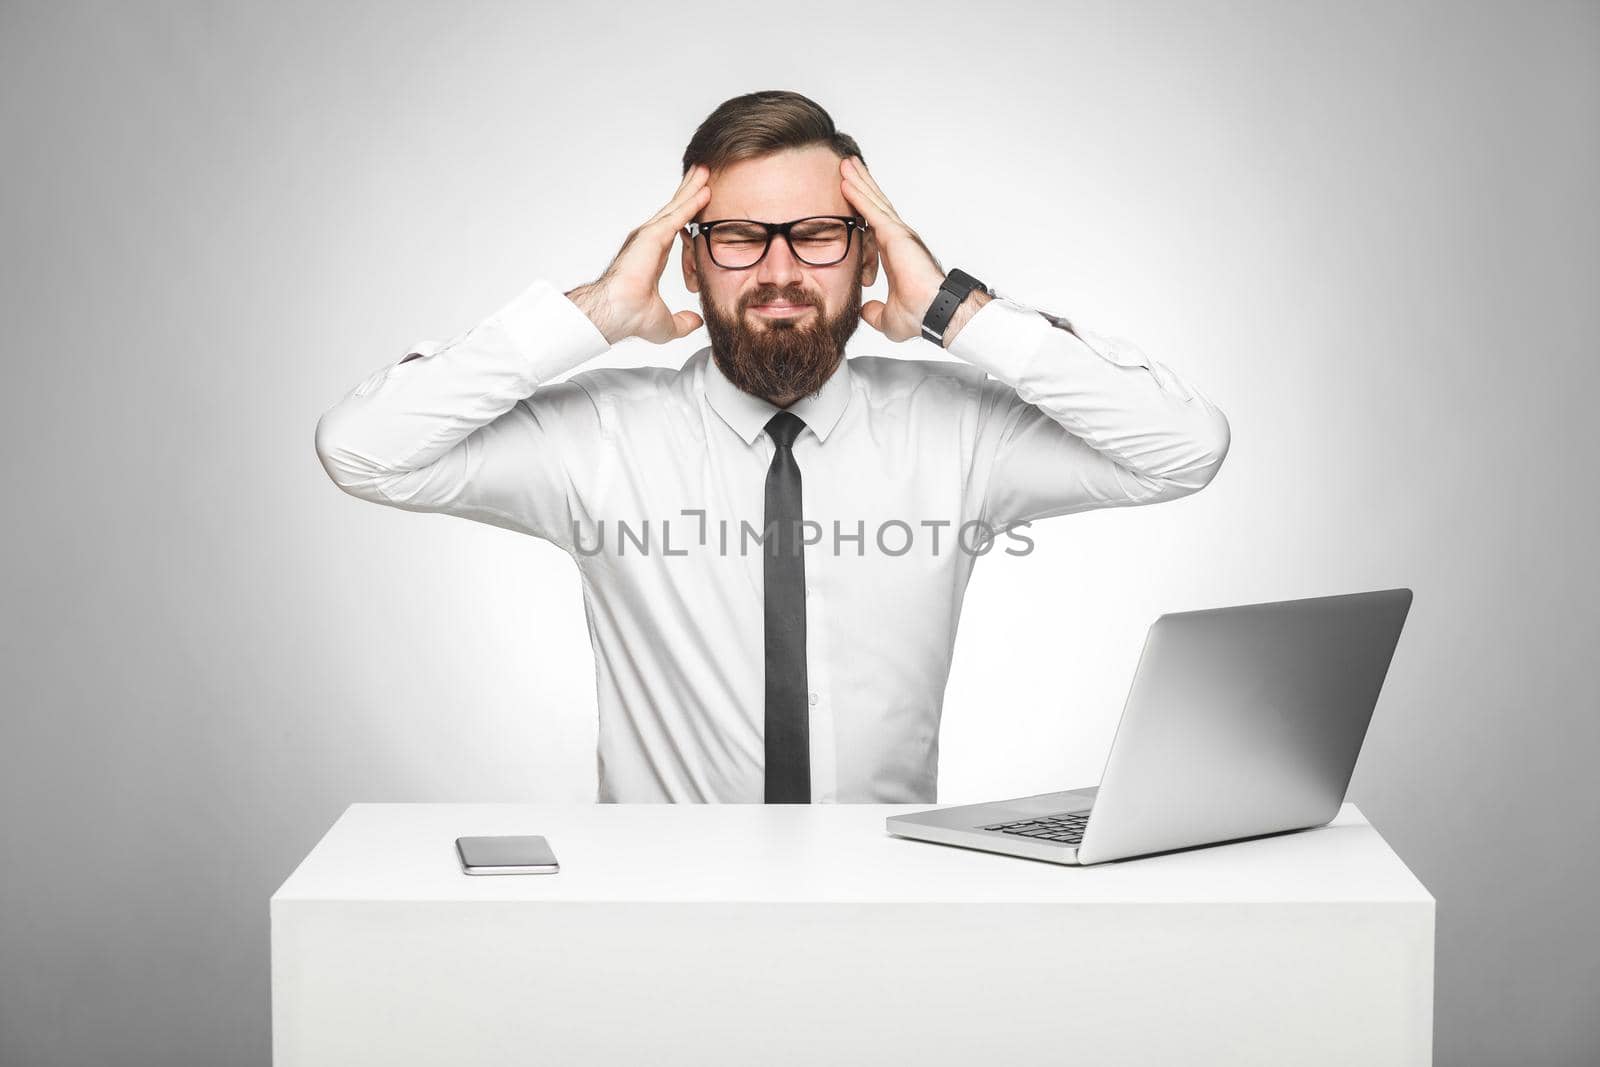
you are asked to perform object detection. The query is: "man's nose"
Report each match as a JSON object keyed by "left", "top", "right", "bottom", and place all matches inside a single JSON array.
[{"left": 755, "top": 233, "right": 804, "bottom": 288}]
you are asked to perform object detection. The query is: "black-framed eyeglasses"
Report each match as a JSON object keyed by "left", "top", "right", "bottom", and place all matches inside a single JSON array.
[{"left": 684, "top": 215, "right": 869, "bottom": 270}]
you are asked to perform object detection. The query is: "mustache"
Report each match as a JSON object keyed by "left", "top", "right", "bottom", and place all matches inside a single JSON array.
[{"left": 744, "top": 290, "right": 814, "bottom": 308}]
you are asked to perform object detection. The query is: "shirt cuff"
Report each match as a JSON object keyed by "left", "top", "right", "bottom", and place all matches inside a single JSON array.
[
  {"left": 945, "top": 294, "right": 1063, "bottom": 385},
  {"left": 482, "top": 278, "right": 614, "bottom": 381}
]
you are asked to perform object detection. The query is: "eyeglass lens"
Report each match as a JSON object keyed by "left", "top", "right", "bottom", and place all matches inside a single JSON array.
[{"left": 708, "top": 218, "right": 852, "bottom": 268}]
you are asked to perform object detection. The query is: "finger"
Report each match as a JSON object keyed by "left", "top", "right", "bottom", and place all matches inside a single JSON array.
[
  {"left": 672, "top": 162, "right": 708, "bottom": 198},
  {"left": 645, "top": 188, "right": 708, "bottom": 269},
  {"left": 648, "top": 165, "right": 709, "bottom": 226},
  {"left": 840, "top": 175, "right": 887, "bottom": 230},
  {"left": 665, "top": 166, "right": 696, "bottom": 201},
  {"left": 842, "top": 167, "right": 896, "bottom": 227},
  {"left": 667, "top": 185, "right": 711, "bottom": 229},
  {"left": 844, "top": 156, "right": 897, "bottom": 214},
  {"left": 842, "top": 180, "right": 900, "bottom": 256},
  {"left": 647, "top": 170, "right": 706, "bottom": 228},
  {"left": 853, "top": 159, "right": 895, "bottom": 213},
  {"left": 647, "top": 184, "right": 711, "bottom": 245},
  {"left": 672, "top": 309, "right": 704, "bottom": 338},
  {"left": 860, "top": 299, "right": 887, "bottom": 334}
]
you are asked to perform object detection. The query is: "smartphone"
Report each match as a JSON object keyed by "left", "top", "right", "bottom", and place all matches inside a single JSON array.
[{"left": 455, "top": 835, "right": 560, "bottom": 875}]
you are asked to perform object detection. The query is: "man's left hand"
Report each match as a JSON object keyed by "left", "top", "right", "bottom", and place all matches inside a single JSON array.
[{"left": 839, "top": 156, "right": 955, "bottom": 342}]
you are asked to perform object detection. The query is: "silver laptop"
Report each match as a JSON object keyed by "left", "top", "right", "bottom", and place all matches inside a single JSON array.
[{"left": 886, "top": 588, "right": 1413, "bottom": 866}]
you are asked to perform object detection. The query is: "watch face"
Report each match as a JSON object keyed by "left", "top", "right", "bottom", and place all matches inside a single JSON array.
[{"left": 947, "top": 268, "right": 980, "bottom": 290}]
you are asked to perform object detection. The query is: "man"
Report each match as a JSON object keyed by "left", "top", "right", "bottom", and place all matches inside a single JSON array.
[{"left": 315, "top": 90, "right": 1230, "bottom": 805}]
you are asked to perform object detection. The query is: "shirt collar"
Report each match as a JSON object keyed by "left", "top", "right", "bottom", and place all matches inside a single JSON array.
[{"left": 702, "top": 345, "right": 853, "bottom": 446}]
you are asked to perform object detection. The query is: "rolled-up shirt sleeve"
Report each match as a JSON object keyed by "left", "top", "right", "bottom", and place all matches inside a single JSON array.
[
  {"left": 947, "top": 294, "right": 1231, "bottom": 534},
  {"left": 313, "top": 279, "right": 612, "bottom": 552}
]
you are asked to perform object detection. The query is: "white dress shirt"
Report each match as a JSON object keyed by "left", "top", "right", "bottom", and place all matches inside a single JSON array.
[{"left": 315, "top": 280, "right": 1230, "bottom": 803}]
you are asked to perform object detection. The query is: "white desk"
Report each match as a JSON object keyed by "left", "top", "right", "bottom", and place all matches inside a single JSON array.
[{"left": 271, "top": 803, "right": 1433, "bottom": 1066}]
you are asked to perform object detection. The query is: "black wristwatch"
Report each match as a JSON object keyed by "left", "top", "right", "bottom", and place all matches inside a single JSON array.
[{"left": 920, "top": 268, "right": 991, "bottom": 346}]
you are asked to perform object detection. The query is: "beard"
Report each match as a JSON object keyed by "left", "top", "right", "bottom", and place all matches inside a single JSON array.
[{"left": 701, "top": 279, "right": 863, "bottom": 407}]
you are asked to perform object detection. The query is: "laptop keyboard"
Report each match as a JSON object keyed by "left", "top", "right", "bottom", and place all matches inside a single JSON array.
[{"left": 980, "top": 810, "right": 1090, "bottom": 845}]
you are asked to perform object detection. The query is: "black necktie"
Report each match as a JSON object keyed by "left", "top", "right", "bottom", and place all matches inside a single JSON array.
[{"left": 763, "top": 411, "right": 810, "bottom": 803}]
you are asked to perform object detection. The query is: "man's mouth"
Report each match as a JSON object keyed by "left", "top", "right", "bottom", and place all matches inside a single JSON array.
[{"left": 750, "top": 302, "right": 813, "bottom": 317}]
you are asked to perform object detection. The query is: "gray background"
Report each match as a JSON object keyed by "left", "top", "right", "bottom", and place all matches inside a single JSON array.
[{"left": 2, "top": 1, "right": 1595, "bottom": 1064}]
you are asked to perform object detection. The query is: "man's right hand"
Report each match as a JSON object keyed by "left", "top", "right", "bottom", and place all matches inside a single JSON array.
[{"left": 565, "top": 165, "right": 712, "bottom": 345}]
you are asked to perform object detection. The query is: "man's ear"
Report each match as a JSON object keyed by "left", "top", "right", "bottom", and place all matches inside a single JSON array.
[
  {"left": 858, "top": 230, "right": 880, "bottom": 288},
  {"left": 681, "top": 232, "right": 701, "bottom": 294}
]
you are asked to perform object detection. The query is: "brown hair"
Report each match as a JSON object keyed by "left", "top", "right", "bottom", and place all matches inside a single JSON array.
[{"left": 682, "top": 90, "right": 865, "bottom": 177}]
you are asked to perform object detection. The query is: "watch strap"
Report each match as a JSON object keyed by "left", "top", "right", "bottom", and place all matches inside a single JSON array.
[{"left": 921, "top": 268, "right": 989, "bottom": 345}]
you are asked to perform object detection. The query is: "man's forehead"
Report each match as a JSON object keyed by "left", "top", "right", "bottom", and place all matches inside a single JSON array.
[{"left": 701, "top": 147, "right": 850, "bottom": 221}]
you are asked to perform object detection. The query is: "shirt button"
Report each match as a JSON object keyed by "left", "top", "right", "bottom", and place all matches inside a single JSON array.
[
  {"left": 805, "top": 586, "right": 812, "bottom": 597},
  {"left": 808, "top": 691, "right": 818, "bottom": 705}
]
